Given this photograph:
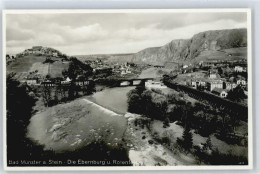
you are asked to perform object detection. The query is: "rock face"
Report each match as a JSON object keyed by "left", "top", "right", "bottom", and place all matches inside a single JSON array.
[{"left": 132, "top": 28, "right": 247, "bottom": 65}]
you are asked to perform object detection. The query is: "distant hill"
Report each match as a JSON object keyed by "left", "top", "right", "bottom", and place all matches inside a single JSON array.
[
  {"left": 75, "top": 53, "right": 135, "bottom": 63},
  {"left": 7, "top": 47, "right": 70, "bottom": 80},
  {"left": 132, "top": 28, "right": 247, "bottom": 65}
]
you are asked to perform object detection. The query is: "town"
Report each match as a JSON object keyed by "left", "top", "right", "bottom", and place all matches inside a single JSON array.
[{"left": 6, "top": 45, "right": 248, "bottom": 105}]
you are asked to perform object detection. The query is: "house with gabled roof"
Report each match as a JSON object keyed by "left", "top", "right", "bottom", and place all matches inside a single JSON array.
[{"left": 212, "top": 88, "right": 228, "bottom": 98}]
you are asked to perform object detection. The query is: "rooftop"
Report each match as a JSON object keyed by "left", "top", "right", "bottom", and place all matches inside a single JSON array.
[{"left": 212, "top": 88, "right": 228, "bottom": 94}]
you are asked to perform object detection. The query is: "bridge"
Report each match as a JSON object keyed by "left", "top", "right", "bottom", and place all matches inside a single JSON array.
[{"left": 116, "top": 78, "right": 154, "bottom": 87}]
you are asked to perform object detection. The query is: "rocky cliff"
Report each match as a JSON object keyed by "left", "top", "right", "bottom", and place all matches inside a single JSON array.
[{"left": 132, "top": 28, "right": 247, "bottom": 65}]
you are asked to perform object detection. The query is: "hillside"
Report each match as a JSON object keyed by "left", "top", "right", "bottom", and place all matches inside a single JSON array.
[
  {"left": 75, "top": 53, "right": 134, "bottom": 63},
  {"left": 7, "top": 55, "right": 69, "bottom": 80},
  {"left": 132, "top": 28, "right": 247, "bottom": 65}
]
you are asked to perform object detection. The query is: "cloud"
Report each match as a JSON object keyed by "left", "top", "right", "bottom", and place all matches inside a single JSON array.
[{"left": 5, "top": 12, "right": 248, "bottom": 55}]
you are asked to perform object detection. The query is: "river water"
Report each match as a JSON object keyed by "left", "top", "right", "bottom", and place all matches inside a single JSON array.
[{"left": 85, "top": 86, "right": 135, "bottom": 114}]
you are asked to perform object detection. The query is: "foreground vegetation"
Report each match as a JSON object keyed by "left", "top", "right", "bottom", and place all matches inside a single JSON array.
[
  {"left": 127, "top": 86, "right": 248, "bottom": 165},
  {"left": 6, "top": 74, "right": 130, "bottom": 166}
]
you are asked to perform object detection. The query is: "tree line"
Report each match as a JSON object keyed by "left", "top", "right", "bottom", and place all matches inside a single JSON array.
[
  {"left": 42, "top": 57, "right": 95, "bottom": 107},
  {"left": 127, "top": 86, "right": 246, "bottom": 143},
  {"left": 127, "top": 86, "right": 248, "bottom": 164}
]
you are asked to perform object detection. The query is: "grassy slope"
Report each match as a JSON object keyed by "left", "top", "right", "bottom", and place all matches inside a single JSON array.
[
  {"left": 49, "top": 61, "right": 70, "bottom": 78},
  {"left": 7, "top": 55, "right": 47, "bottom": 73},
  {"left": 7, "top": 55, "right": 69, "bottom": 79},
  {"left": 191, "top": 47, "right": 247, "bottom": 63},
  {"left": 151, "top": 120, "right": 248, "bottom": 159}
]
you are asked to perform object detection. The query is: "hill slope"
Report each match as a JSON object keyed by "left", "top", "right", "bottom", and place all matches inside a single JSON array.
[
  {"left": 132, "top": 28, "right": 247, "bottom": 65},
  {"left": 7, "top": 55, "right": 69, "bottom": 80}
]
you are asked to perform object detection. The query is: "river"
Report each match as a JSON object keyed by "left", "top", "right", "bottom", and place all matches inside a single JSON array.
[{"left": 85, "top": 86, "right": 135, "bottom": 114}]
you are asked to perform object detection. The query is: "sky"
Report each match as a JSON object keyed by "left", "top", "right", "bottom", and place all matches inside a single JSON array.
[{"left": 6, "top": 12, "right": 248, "bottom": 55}]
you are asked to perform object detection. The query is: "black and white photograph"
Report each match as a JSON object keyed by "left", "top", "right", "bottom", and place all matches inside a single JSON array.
[{"left": 3, "top": 9, "right": 252, "bottom": 170}]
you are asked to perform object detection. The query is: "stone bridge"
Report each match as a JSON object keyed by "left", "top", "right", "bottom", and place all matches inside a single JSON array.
[{"left": 117, "top": 78, "right": 154, "bottom": 87}]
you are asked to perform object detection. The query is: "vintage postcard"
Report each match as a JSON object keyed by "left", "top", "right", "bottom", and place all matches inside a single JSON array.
[{"left": 3, "top": 9, "right": 252, "bottom": 171}]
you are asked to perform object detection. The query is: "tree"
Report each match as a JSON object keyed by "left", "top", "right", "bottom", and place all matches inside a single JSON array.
[
  {"left": 7, "top": 73, "right": 36, "bottom": 123},
  {"left": 86, "top": 81, "right": 96, "bottom": 95},
  {"left": 127, "top": 87, "right": 146, "bottom": 114},
  {"left": 227, "top": 85, "right": 247, "bottom": 102},
  {"left": 41, "top": 86, "right": 52, "bottom": 107},
  {"left": 163, "top": 117, "right": 170, "bottom": 128},
  {"left": 217, "top": 107, "right": 232, "bottom": 137},
  {"left": 205, "top": 137, "right": 212, "bottom": 150},
  {"left": 141, "top": 90, "right": 153, "bottom": 116},
  {"left": 182, "top": 126, "right": 193, "bottom": 151},
  {"left": 45, "top": 74, "right": 51, "bottom": 79},
  {"left": 66, "top": 57, "right": 93, "bottom": 81},
  {"left": 127, "top": 93, "right": 143, "bottom": 114},
  {"left": 6, "top": 73, "right": 37, "bottom": 160},
  {"left": 218, "top": 67, "right": 223, "bottom": 76}
]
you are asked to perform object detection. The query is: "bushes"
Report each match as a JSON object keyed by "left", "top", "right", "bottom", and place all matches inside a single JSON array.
[
  {"left": 194, "top": 147, "right": 248, "bottom": 165},
  {"left": 177, "top": 126, "right": 193, "bottom": 151},
  {"left": 127, "top": 85, "right": 244, "bottom": 145},
  {"left": 6, "top": 74, "right": 42, "bottom": 162},
  {"left": 163, "top": 117, "right": 170, "bottom": 128},
  {"left": 127, "top": 87, "right": 168, "bottom": 120}
]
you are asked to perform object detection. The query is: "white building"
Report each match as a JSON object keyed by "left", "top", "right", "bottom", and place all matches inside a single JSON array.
[
  {"left": 237, "top": 79, "right": 247, "bottom": 86},
  {"left": 61, "top": 77, "right": 71, "bottom": 85},
  {"left": 224, "top": 82, "right": 237, "bottom": 90},
  {"left": 53, "top": 52, "right": 58, "bottom": 57},
  {"left": 234, "top": 66, "right": 244, "bottom": 72},
  {"left": 26, "top": 78, "right": 38, "bottom": 85},
  {"left": 183, "top": 65, "right": 188, "bottom": 69},
  {"left": 206, "top": 79, "right": 223, "bottom": 91},
  {"left": 145, "top": 81, "right": 167, "bottom": 90},
  {"left": 212, "top": 88, "right": 228, "bottom": 98},
  {"left": 191, "top": 79, "right": 206, "bottom": 89}
]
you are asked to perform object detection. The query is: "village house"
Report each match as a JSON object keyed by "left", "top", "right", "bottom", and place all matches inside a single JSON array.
[
  {"left": 234, "top": 66, "right": 244, "bottom": 72},
  {"left": 75, "top": 76, "right": 92, "bottom": 87},
  {"left": 53, "top": 52, "right": 58, "bottom": 57},
  {"left": 75, "top": 80, "right": 91, "bottom": 86},
  {"left": 26, "top": 49, "right": 33, "bottom": 54},
  {"left": 120, "top": 67, "right": 131, "bottom": 75},
  {"left": 154, "top": 65, "right": 165, "bottom": 68},
  {"left": 32, "top": 46, "right": 44, "bottom": 54},
  {"left": 182, "top": 66, "right": 193, "bottom": 74},
  {"left": 211, "top": 88, "right": 228, "bottom": 98},
  {"left": 237, "top": 79, "right": 247, "bottom": 86},
  {"left": 191, "top": 79, "right": 206, "bottom": 89},
  {"left": 41, "top": 80, "right": 55, "bottom": 87},
  {"left": 208, "top": 69, "right": 219, "bottom": 79},
  {"left": 145, "top": 80, "right": 167, "bottom": 90},
  {"left": 223, "top": 82, "right": 237, "bottom": 90},
  {"left": 61, "top": 77, "right": 71, "bottom": 85},
  {"left": 26, "top": 73, "right": 42, "bottom": 85},
  {"left": 26, "top": 77, "right": 39, "bottom": 86},
  {"left": 121, "top": 69, "right": 127, "bottom": 75},
  {"left": 206, "top": 79, "right": 223, "bottom": 91},
  {"left": 183, "top": 65, "right": 188, "bottom": 69}
]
